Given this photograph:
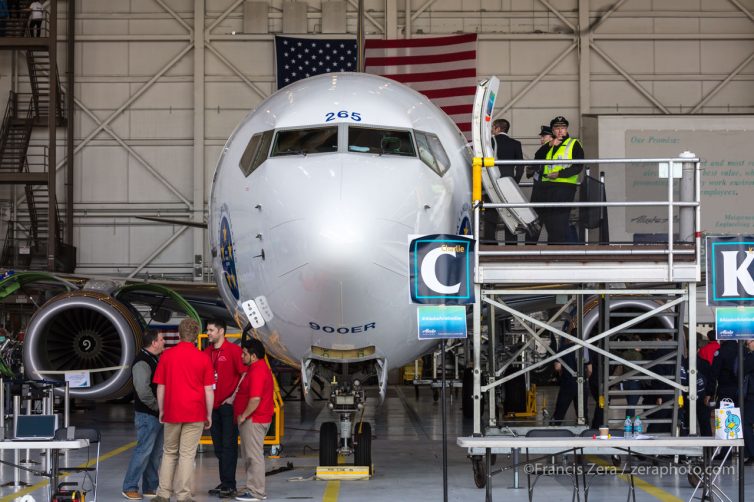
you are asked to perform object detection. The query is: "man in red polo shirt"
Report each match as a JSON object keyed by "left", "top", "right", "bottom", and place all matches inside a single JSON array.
[
  {"left": 234, "top": 338, "right": 274, "bottom": 502},
  {"left": 151, "top": 318, "right": 214, "bottom": 502},
  {"left": 204, "top": 319, "right": 245, "bottom": 498}
]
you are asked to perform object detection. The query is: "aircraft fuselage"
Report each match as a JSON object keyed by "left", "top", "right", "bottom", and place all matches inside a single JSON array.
[{"left": 208, "top": 73, "right": 472, "bottom": 373}]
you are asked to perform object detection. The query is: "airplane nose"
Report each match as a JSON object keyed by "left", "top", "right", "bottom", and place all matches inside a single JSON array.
[
  {"left": 306, "top": 202, "right": 375, "bottom": 277},
  {"left": 264, "top": 156, "right": 421, "bottom": 284}
]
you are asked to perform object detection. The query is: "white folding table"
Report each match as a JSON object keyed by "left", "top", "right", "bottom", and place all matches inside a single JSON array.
[
  {"left": 458, "top": 435, "right": 745, "bottom": 502},
  {"left": 0, "top": 439, "right": 89, "bottom": 501}
]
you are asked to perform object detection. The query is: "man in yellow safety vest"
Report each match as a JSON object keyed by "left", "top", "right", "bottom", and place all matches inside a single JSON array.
[{"left": 536, "top": 116, "right": 584, "bottom": 244}]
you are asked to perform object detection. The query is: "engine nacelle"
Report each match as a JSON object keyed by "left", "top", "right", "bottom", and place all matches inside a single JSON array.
[
  {"left": 23, "top": 290, "right": 143, "bottom": 399},
  {"left": 582, "top": 297, "right": 676, "bottom": 337}
]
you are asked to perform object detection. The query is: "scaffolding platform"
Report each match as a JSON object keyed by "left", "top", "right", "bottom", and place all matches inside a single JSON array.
[{"left": 477, "top": 242, "right": 697, "bottom": 283}]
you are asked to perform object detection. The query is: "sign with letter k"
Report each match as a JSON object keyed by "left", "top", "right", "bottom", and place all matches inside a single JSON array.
[{"left": 707, "top": 235, "right": 754, "bottom": 306}]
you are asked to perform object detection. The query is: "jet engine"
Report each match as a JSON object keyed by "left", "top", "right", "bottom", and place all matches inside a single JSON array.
[
  {"left": 23, "top": 290, "right": 144, "bottom": 399},
  {"left": 582, "top": 297, "right": 677, "bottom": 336}
]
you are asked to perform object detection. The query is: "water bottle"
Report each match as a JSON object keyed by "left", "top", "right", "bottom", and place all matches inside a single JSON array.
[
  {"left": 624, "top": 416, "right": 633, "bottom": 439},
  {"left": 633, "top": 416, "right": 643, "bottom": 436}
]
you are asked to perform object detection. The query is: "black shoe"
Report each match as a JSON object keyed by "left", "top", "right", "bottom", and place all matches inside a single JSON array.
[
  {"left": 744, "top": 457, "right": 754, "bottom": 466},
  {"left": 208, "top": 484, "right": 223, "bottom": 496},
  {"left": 219, "top": 488, "right": 237, "bottom": 498}
]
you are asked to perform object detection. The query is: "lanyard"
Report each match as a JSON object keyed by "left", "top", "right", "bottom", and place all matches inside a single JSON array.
[{"left": 211, "top": 346, "right": 222, "bottom": 371}]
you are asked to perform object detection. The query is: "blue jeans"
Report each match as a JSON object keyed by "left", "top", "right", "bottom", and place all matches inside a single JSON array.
[{"left": 123, "top": 411, "right": 164, "bottom": 493}]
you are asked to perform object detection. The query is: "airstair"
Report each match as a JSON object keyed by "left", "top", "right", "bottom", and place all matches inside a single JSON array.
[{"left": 600, "top": 293, "right": 685, "bottom": 432}]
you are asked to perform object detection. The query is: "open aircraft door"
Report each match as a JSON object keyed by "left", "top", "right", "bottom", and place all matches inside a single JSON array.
[{"left": 471, "top": 77, "right": 539, "bottom": 237}]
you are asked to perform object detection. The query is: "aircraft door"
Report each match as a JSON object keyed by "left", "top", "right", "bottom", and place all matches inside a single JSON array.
[{"left": 471, "top": 77, "right": 539, "bottom": 237}]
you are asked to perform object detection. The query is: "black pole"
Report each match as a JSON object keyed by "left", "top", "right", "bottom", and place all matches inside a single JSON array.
[
  {"left": 738, "top": 340, "right": 744, "bottom": 502},
  {"left": 441, "top": 340, "right": 448, "bottom": 502},
  {"left": 65, "top": 0, "right": 75, "bottom": 247}
]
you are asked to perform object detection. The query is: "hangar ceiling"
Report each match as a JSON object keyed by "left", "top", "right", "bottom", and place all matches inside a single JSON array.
[{"left": 0, "top": 0, "right": 752, "bottom": 279}]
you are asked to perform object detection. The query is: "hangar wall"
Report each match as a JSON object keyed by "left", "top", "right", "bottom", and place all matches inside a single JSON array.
[
  {"left": 0, "top": 0, "right": 752, "bottom": 279},
  {"left": 583, "top": 115, "right": 754, "bottom": 243}
]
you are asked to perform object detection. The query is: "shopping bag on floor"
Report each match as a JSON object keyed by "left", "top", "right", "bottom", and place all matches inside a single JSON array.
[{"left": 714, "top": 398, "right": 742, "bottom": 440}]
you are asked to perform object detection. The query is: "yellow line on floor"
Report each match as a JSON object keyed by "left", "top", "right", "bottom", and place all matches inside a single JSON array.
[
  {"left": 0, "top": 440, "right": 136, "bottom": 502},
  {"left": 587, "top": 455, "right": 682, "bottom": 502},
  {"left": 319, "top": 453, "right": 349, "bottom": 501},
  {"left": 322, "top": 480, "right": 341, "bottom": 501}
]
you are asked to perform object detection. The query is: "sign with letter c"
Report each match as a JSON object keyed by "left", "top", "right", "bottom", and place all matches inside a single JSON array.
[{"left": 409, "top": 234, "right": 475, "bottom": 305}]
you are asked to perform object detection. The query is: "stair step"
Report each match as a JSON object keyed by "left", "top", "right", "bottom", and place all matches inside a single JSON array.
[
  {"left": 606, "top": 341, "right": 679, "bottom": 348},
  {"left": 607, "top": 390, "right": 677, "bottom": 395}
]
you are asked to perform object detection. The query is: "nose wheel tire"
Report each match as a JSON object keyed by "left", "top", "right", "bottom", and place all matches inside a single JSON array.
[
  {"left": 319, "top": 421, "right": 338, "bottom": 467},
  {"left": 354, "top": 422, "right": 372, "bottom": 471}
]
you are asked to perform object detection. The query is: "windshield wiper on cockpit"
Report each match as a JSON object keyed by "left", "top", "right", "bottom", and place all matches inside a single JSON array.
[{"left": 280, "top": 149, "right": 307, "bottom": 156}]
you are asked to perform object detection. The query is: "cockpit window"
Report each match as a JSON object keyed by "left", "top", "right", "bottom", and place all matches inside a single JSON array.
[
  {"left": 414, "top": 130, "right": 450, "bottom": 176},
  {"left": 239, "top": 129, "right": 273, "bottom": 177},
  {"left": 348, "top": 127, "right": 416, "bottom": 156},
  {"left": 270, "top": 126, "right": 338, "bottom": 156},
  {"left": 426, "top": 132, "right": 450, "bottom": 174}
]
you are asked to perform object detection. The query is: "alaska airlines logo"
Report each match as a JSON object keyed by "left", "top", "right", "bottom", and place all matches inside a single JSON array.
[
  {"left": 458, "top": 216, "right": 471, "bottom": 236},
  {"left": 457, "top": 203, "right": 472, "bottom": 236},
  {"left": 707, "top": 236, "right": 754, "bottom": 305},
  {"left": 409, "top": 234, "right": 475, "bottom": 305},
  {"left": 219, "top": 206, "right": 240, "bottom": 299}
]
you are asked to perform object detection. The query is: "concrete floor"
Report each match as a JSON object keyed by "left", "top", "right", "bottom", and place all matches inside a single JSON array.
[{"left": 1, "top": 384, "right": 751, "bottom": 502}]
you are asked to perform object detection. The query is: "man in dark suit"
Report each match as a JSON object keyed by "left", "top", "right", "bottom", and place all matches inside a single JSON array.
[
  {"left": 492, "top": 119, "right": 524, "bottom": 182},
  {"left": 491, "top": 119, "right": 524, "bottom": 244}
]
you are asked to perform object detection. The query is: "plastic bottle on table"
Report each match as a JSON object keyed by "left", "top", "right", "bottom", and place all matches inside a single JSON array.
[
  {"left": 633, "top": 416, "right": 642, "bottom": 436},
  {"left": 624, "top": 416, "right": 633, "bottom": 439}
]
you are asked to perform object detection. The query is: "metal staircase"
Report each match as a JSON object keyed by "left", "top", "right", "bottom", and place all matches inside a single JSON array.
[
  {"left": 0, "top": 51, "right": 68, "bottom": 269},
  {"left": 1, "top": 169, "right": 63, "bottom": 270},
  {"left": 25, "top": 50, "right": 66, "bottom": 124},
  {"left": 2, "top": 1, "right": 35, "bottom": 37},
  {"left": 0, "top": 92, "right": 34, "bottom": 172},
  {"left": 0, "top": 0, "right": 71, "bottom": 272},
  {"left": 601, "top": 294, "right": 685, "bottom": 433}
]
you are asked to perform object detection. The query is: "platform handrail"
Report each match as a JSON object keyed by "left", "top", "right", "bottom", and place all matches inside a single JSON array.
[
  {"left": 481, "top": 249, "right": 695, "bottom": 256},
  {"left": 487, "top": 201, "right": 698, "bottom": 207},
  {"left": 473, "top": 153, "right": 702, "bottom": 283},
  {"left": 492, "top": 156, "right": 700, "bottom": 165}
]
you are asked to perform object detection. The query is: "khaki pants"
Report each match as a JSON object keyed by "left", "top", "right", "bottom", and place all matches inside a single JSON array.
[
  {"left": 156, "top": 421, "right": 204, "bottom": 501},
  {"left": 239, "top": 420, "right": 270, "bottom": 498}
]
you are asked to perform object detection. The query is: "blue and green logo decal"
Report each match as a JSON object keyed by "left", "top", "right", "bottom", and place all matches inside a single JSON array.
[{"left": 219, "top": 207, "right": 240, "bottom": 299}]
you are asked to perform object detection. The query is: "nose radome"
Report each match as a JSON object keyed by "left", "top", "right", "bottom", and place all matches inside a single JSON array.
[{"left": 305, "top": 202, "right": 376, "bottom": 278}]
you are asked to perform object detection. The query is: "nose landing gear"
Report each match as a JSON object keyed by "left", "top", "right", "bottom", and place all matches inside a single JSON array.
[{"left": 317, "top": 378, "right": 373, "bottom": 476}]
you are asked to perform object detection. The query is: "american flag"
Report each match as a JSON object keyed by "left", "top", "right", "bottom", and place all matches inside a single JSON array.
[
  {"left": 274, "top": 34, "right": 478, "bottom": 136},
  {"left": 364, "top": 34, "right": 478, "bottom": 137},
  {"left": 275, "top": 36, "right": 357, "bottom": 89}
]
